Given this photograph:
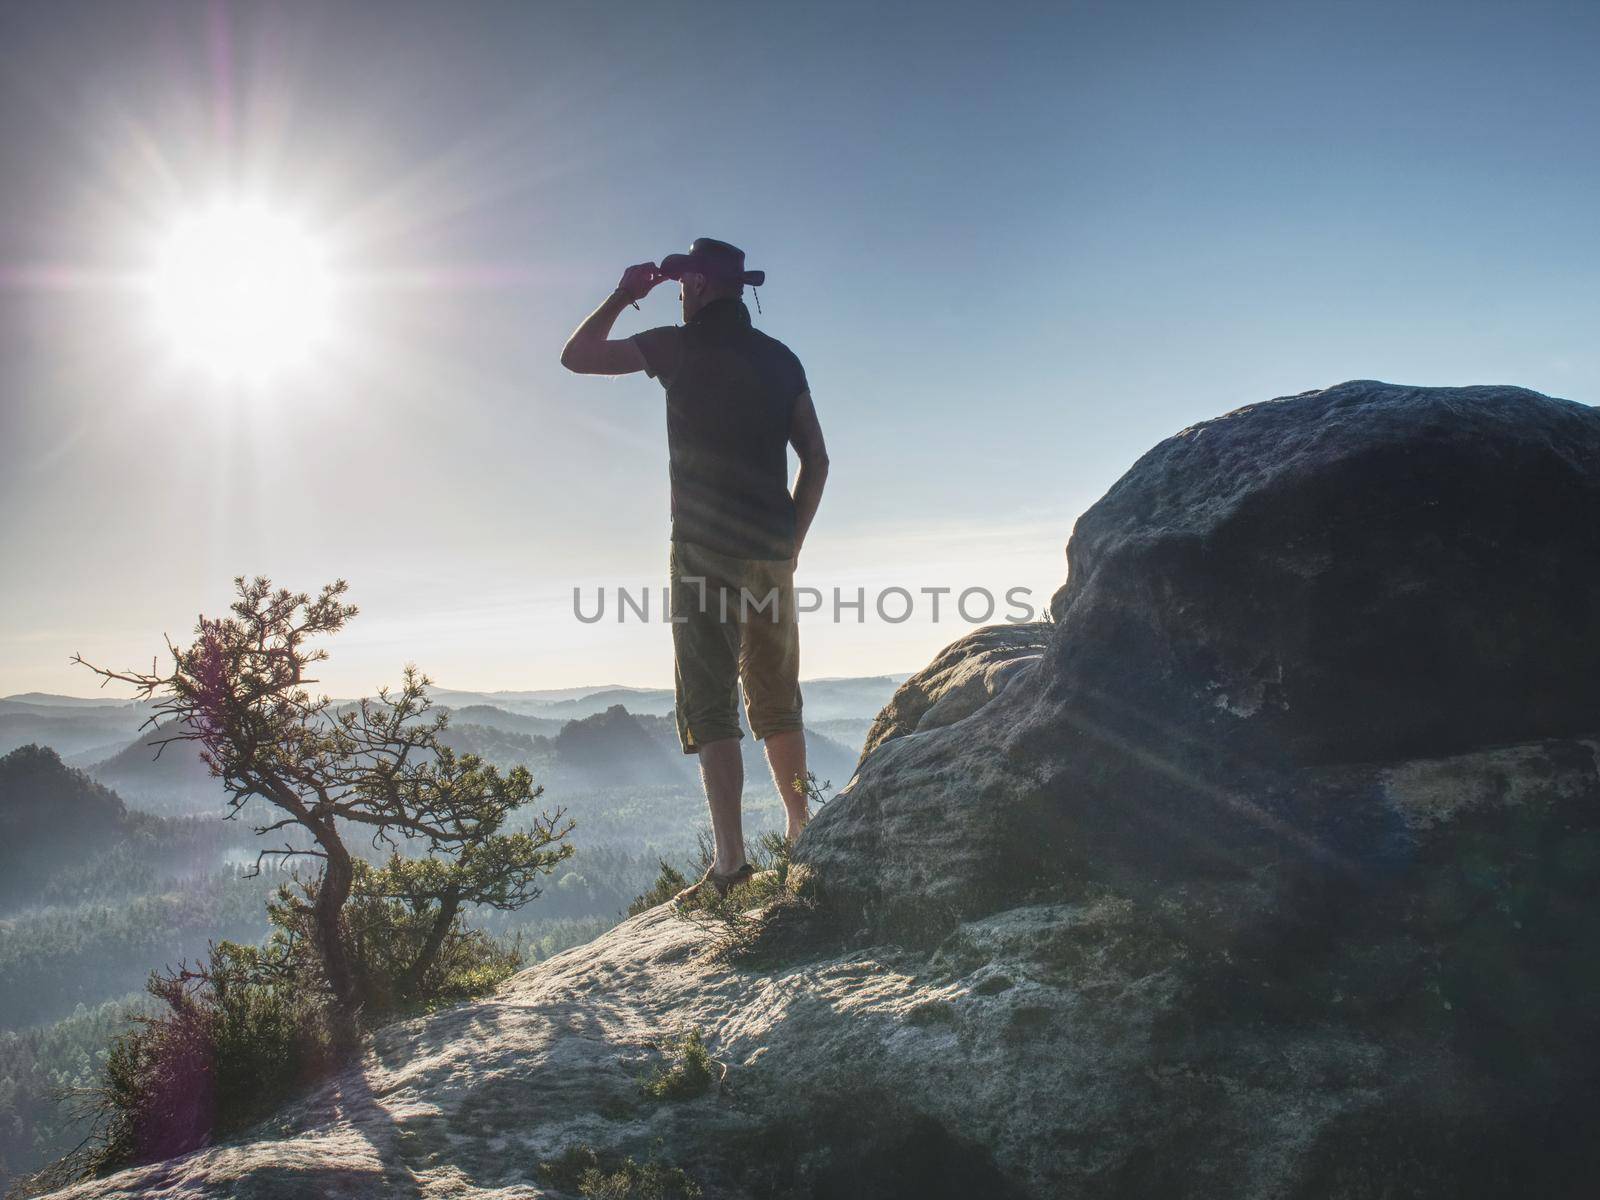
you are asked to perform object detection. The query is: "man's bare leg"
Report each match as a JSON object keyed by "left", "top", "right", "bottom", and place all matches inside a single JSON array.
[
  {"left": 763, "top": 728, "right": 810, "bottom": 842},
  {"left": 697, "top": 736, "right": 747, "bottom": 874}
]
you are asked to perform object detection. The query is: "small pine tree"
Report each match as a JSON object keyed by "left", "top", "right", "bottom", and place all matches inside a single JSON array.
[{"left": 75, "top": 576, "right": 573, "bottom": 1036}]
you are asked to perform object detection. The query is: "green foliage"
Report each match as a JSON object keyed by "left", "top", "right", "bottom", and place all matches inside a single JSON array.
[
  {"left": 534, "top": 917, "right": 608, "bottom": 957},
  {"left": 540, "top": 1144, "right": 605, "bottom": 1189},
  {"left": 467, "top": 845, "right": 686, "bottom": 925},
  {"left": 0, "top": 870, "right": 278, "bottom": 1031},
  {"left": 0, "top": 994, "right": 153, "bottom": 1194},
  {"left": 74, "top": 577, "right": 574, "bottom": 1017},
  {"left": 36, "top": 815, "right": 260, "bottom": 908},
  {"left": 668, "top": 831, "right": 835, "bottom": 968},
  {"left": 23, "top": 577, "right": 844, "bottom": 1188},
  {"left": 0, "top": 847, "right": 656, "bottom": 1194},
  {"left": 539, "top": 1142, "right": 701, "bottom": 1199},
  {"left": 671, "top": 833, "right": 801, "bottom": 949},
  {"left": 437, "top": 721, "right": 551, "bottom": 765},
  {"left": 628, "top": 860, "right": 690, "bottom": 916},
  {"left": 267, "top": 867, "right": 524, "bottom": 1019},
  {"left": 80, "top": 827, "right": 551, "bottom": 1178},
  {"left": 88, "top": 941, "right": 337, "bottom": 1176},
  {"left": 617, "top": 779, "right": 831, "bottom": 922},
  {"left": 533, "top": 783, "right": 745, "bottom": 849},
  {"left": 579, "top": 1156, "right": 702, "bottom": 1200},
  {"left": 794, "top": 770, "right": 833, "bottom": 809},
  {"left": 641, "top": 1028, "right": 715, "bottom": 1101},
  {"left": 0, "top": 746, "right": 129, "bottom": 910}
]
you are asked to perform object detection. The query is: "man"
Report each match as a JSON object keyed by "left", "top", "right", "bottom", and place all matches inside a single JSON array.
[{"left": 561, "top": 238, "right": 829, "bottom": 901}]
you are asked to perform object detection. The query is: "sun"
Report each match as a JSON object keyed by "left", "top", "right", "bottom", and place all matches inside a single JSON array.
[{"left": 147, "top": 200, "right": 336, "bottom": 381}]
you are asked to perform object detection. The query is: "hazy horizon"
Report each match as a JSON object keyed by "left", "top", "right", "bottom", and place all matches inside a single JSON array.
[{"left": 4, "top": 668, "right": 914, "bottom": 707}]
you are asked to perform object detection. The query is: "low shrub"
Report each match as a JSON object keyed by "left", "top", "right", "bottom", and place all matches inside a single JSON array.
[
  {"left": 84, "top": 869, "right": 525, "bottom": 1177},
  {"left": 641, "top": 1028, "right": 715, "bottom": 1101},
  {"left": 90, "top": 941, "right": 336, "bottom": 1174},
  {"left": 670, "top": 831, "right": 830, "bottom": 965},
  {"left": 539, "top": 1141, "right": 701, "bottom": 1199},
  {"left": 580, "top": 1155, "right": 702, "bottom": 1200},
  {"left": 627, "top": 860, "right": 690, "bottom": 916},
  {"left": 628, "top": 770, "right": 832, "bottom": 924}
]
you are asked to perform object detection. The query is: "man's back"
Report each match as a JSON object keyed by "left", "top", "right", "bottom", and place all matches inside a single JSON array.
[{"left": 634, "top": 296, "right": 808, "bottom": 561}]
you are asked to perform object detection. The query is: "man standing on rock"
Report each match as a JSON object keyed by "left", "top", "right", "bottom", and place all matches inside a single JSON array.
[{"left": 561, "top": 239, "right": 830, "bottom": 901}]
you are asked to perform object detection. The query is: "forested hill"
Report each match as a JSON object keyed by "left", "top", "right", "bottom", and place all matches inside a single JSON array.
[{"left": 0, "top": 745, "right": 131, "bottom": 907}]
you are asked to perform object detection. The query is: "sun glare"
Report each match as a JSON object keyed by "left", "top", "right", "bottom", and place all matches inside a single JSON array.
[{"left": 147, "top": 201, "right": 336, "bottom": 381}]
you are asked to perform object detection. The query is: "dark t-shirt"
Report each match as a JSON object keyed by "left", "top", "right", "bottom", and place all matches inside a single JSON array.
[{"left": 633, "top": 298, "right": 807, "bottom": 560}]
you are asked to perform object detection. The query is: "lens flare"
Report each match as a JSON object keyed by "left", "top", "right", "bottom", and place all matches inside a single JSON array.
[{"left": 147, "top": 201, "right": 335, "bottom": 380}]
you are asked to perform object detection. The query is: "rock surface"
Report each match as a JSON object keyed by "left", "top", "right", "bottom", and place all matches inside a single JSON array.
[
  {"left": 1047, "top": 379, "right": 1600, "bottom": 765},
  {"left": 45, "top": 904, "right": 1061, "bottom": 1199},
  {"left": 47, "top": 733, "right": 1600, "bottom": 1198},
  {"left": 799, "top": 380, "right": 1600, "bottom": 925},
  {"left": 858, "top": 623, "right": 1050, "bottom": 760},
  {"left": 46, "top": 381, "right": 1600, "bottom": 1198}
]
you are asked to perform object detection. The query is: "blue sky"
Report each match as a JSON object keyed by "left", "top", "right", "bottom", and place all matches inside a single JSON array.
[{"left": 2, "top": 0, "right": 1597, "bottom": 696}]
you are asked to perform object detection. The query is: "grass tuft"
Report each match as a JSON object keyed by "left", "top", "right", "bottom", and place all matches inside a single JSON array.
[
  {"left": 539, "top": 1141, "right": 701, "bottom": 1199},
  {"left": 641, "top": 1027, "right": 716, "bottom": 1101},
  {"left": 628, "top": 859, "right": 691, "bottom": 916}
]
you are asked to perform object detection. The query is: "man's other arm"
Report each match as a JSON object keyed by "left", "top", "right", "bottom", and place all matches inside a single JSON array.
[
  {"left": 789, "top": 389, "right": 830, "bottom": 558},
  {"left": 560, "top": 263, "right": 659, "bottom": 375}
]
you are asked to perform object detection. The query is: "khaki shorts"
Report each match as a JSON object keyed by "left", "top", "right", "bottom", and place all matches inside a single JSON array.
[{"left": 669, "top": 539, "right": 803, "bottom": 754}]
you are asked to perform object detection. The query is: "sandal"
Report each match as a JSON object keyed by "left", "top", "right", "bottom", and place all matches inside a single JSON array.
[{"left": 674, "top": 861, "right": 756, "bottom": 906}]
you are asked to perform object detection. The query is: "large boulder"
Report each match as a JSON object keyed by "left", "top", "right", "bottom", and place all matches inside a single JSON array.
[
  {"left": 785, "top": 380, "right": 1600, "bottom": 1189},
  {"left": 1048, "top": 379, "right": 1600, "bottom": 765},
  {"left": 797, "top": 381, "right": 1600, "bottom": 925}
]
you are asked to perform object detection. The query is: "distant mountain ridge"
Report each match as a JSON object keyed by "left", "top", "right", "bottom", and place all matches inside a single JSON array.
[
  {"left": 0, "top": 696, "right": 155, "bottom": 759},
  {"left": 7, "top": 675, "right": 905, "bottom": 722},
  {"left": 444, "top": 705, "right": 862, "bottom": 797},
  {"left": 0, "top": 693, "right": 144, "bottom": 709},
  {"left": 534, "top": 688, "right": 675, "bottom": 717},
  {"left": 445, "top": 705, "right": 565, "bottom": 737},
  {"left": 10, "top": 675, "right": 904, "bottom": 735},
  {"left": 9, "top": 675, "right": 902, "bottom": 816},
  {"left": 87, "top": 718, "right": 221, "bottom": 814},
  {"left": 425, "top": 684, "right": 662, "bottom": 712},
  {"left": 426, "top": 676, "right": 906, "bottom": 723}
]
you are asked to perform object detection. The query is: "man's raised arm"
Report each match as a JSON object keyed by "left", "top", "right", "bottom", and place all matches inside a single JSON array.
[
  {"left": 789, "top": 389, "right": 830, "bottom": 560},
  {"left": 560, "top": 263, "right": 660, "bottom": 375}
]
